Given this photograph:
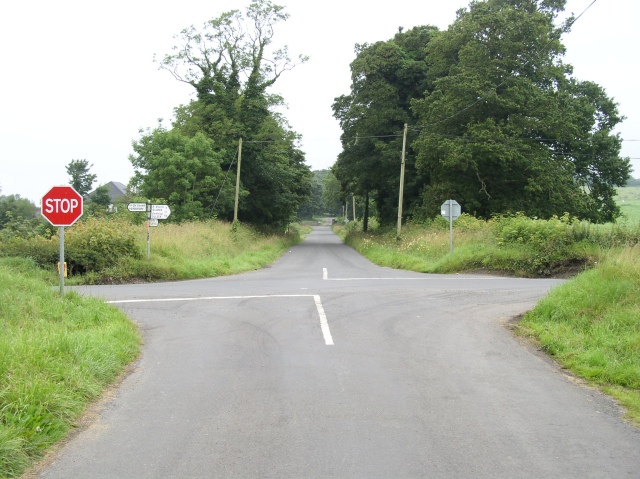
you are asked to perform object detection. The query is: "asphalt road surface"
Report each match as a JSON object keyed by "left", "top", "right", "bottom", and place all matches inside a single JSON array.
[{"left": 32, "top": 227, "right": 640, "bottom": 478}]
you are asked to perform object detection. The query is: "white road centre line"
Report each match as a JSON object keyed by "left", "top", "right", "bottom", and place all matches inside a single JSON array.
[
  {"left": 323, "top": 267, "right": 328, "bottom": 280},
  {"left": 106, "top": 294, "right": 334, "bottom": 346},
  {"left": 313, "top": 295, "right": 334, "bottom": 346}
]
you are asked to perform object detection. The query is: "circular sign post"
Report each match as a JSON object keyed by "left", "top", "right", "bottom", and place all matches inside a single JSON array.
[{"left": 41, "top": 186, "right": 84, "bottom": 295}]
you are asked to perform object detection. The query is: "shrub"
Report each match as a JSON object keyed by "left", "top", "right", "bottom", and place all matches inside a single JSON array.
[
  {"left": 63, "top": 217, "right": 142, "bottom": 274},
  {"left": 0, "top": 235, "right": 58, "bottom": 267},
  {"left": 492, "top": 213, "right": 579, "bottom": 275}
]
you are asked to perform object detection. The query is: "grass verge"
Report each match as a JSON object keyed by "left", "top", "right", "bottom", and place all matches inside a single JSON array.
[
  {"left": 337, "top": 216, "right": 600, "bottom": 278},
  {"left": 517, "top": 246, "right": 640, "bottom": 424},
  {"left": 0, "top": 258, "right": 140, "bottom": 478},
  {"left": 70, "top": 220, "right": 305, "bottom": 284}
]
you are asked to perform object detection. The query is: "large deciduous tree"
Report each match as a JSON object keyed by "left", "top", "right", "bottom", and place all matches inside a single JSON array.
[
  {"left": 411, "top": 0, "right": 630, "bottom": 222},
  {"left": 332, "top": 26, "right": 438, "bottom": 226},
  {"left": 131, "top": 0, "right": 311, "bottom": 226},
  {"left": 333, "top": 0, "right": 629, "bottom": 225}
]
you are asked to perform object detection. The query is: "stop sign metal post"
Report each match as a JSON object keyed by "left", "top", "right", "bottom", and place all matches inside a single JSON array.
[
  {"left": 441, "top": 199, "right": 461, "bottom": 254},
  {"left": 41, "top": 186, "right": 84, "bottom": 295}
]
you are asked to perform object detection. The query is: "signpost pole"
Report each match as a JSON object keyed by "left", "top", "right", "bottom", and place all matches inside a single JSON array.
[
  {"left": 59, "top": 226, "right": 65, "bottom": 296},
  {"left": 234, "top": 138, "right": 242, "bottom": 223},
  {"left": 147, "top": 201, "right": 151, "bottom": 259},
  {"left": 441, "top": 199, "right": 460, "bottom": 255},
  {"left": 449, "top": 200, "right": 454, "bottom": 255}
]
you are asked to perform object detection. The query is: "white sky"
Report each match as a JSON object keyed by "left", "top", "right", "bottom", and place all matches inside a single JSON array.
[{"left": 1, "top": 0, "right": 638, "bottom": 204}]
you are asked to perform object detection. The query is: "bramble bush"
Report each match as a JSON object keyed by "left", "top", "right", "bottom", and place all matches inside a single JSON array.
[
  {"left": 64, "top": 217, "right": 142, "bottom": 274},
  {"left": 493, "top": 213, "right": 575, "bottom": 249},
  {"left": 0, "top": 217, "right": 142, "bottom": 275}
]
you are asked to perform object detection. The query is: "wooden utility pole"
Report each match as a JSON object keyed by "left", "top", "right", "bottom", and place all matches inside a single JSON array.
[
  {"left": 352, "top": 196, "right": 356, "bottom": 222},
  {"left": 396, "top": 123, "right": 408, "bottom": 238},
  {"left": 234, "top": 138, "right": 243, "bottom": 223}
]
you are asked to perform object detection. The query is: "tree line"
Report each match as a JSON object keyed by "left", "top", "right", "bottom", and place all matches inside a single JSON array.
[{"left": 332, "top": 0, "right": 630, "bottom": 228}]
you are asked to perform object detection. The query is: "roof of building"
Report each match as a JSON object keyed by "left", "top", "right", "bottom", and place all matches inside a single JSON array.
[{"left": 89, "top": 181, "right": 128, "bottom": 203}]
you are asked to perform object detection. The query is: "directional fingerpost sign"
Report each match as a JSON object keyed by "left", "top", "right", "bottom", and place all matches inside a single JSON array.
[
  {"left": 127, "top": 203, "right": 171, "bottom": 258},
  {"left": 150, "top": 204, "right": 171, "bottom": 220},
  {"left": 128, "top": 202, "right": 147, "bottom": 212}
]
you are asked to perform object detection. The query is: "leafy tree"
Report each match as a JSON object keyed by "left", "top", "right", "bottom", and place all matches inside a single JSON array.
[
  {"left": 84, "top": 185, "right": 114, "bottom": 216},
  {"left": 0, "top": 194, "right": 37, "bottom": 229},
  {"left": 332, "top": 26, "right": 438, "bottom": 226},
  {"left": 137, "top": 0, "right": 311, "bottom": 226},
  {"left": 298, "top": 170, "right": 327, "bottom": 219},
  {"left": 130, "top": 128, "right": 233, "bottom": 221},
  {"left": 66, "top": 159, "right": 97, "bottom": 197},
  {"left": 411, "top": 0, "right": 630, "bottom": 222},
  {"left": 322, "top": 170, "right": 343, "bottom": 216},
  {"left": 93, "top": 185, "right": 112, "bottom": 206}
]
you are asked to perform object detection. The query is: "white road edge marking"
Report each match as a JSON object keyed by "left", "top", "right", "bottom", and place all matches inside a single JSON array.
[{"left": 106, "top": 294, "right": 334, "bottom": 346}]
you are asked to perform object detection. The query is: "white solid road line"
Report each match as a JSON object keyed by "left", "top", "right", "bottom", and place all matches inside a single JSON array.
[
  {"left": 322, "top": 268, "right": 509, "bottom": 281},
  {"left": 314, "top": 295, "right": 334, "bottom": 346},
  {"left": 106, "top": 294, "right": 313, "bottom": 304},
  {"left": 107, "top": 294, "right": 334, "bottom": 346}
]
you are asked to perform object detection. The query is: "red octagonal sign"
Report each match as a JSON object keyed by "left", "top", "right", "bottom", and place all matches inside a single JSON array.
[{"left": 42, "top": 186, "right": 84, "bottom": 226}]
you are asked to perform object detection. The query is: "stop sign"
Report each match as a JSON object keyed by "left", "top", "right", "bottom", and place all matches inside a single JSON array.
[{"left": 41, "top": 186, "right": 84, "bottom": 226}]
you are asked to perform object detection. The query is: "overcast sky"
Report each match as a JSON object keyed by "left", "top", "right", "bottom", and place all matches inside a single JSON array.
[{"left": 1, "top": 0, "right": 638, "bottom": 204}]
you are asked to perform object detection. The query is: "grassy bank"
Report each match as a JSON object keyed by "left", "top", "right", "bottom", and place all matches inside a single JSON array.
[
  {"left": 0, "top": 258, "right": 140, "bottom": 478},
  {"left": 338, "top": 216, "right": 640, "bottom": 425},
  {"left": 338, "top": 215, "right": 615, "bottom": 277},
  {"left": 519, "top": 246, "right": 640, "bottom": 424},
  {"left": 0, "top": 219, "right": 305, "bottom": 285}
]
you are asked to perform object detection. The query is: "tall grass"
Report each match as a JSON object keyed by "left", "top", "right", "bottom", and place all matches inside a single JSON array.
[
  {"left": 74, "top": 220, "right": 304, "bottom": 284},
  {"left": 0, "top": 258, "right": 140, "bottom": 477}
]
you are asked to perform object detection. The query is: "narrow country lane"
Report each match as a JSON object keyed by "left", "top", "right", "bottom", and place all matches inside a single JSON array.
[{"left": 31, "top": 227, "right": 640, "bottom": 478}]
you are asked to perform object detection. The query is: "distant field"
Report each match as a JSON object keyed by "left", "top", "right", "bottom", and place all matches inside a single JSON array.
[{"left": 615, "top": 186, "right": 640, "bottom": 224}]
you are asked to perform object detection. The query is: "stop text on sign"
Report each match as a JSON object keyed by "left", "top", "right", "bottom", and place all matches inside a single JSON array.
[{"left": 44, "top": 198, "right": 80, "bottom": 214}]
